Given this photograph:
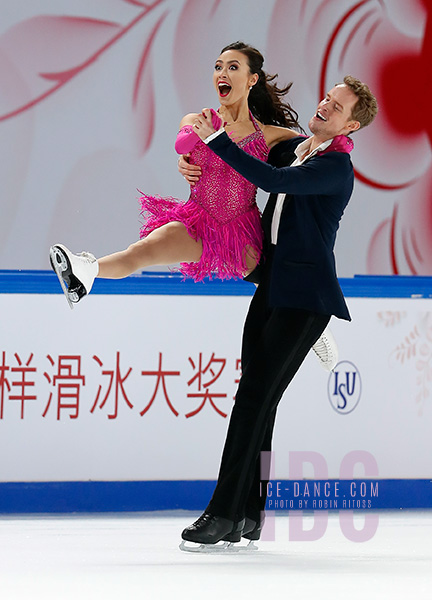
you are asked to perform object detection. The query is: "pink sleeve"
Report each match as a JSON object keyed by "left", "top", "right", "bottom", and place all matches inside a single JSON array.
[
  {"left": 174, "top": 109, "right": 223, "bottom": 154},
  {"left": 174, "top": 125, "right": 200, "bottom": 154}
]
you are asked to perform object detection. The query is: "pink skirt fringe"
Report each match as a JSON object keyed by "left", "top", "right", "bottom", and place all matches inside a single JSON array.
[{"left": 139, "top": 195, "right": 263, "bottom": 282}]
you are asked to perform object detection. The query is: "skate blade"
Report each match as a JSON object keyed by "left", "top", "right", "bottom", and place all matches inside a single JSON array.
[
  {"left": 49, "top": 246, "right": 74, "bottom": 310},
  {"left": 179, "top": 540, "right": 258, "bottom": 554}
]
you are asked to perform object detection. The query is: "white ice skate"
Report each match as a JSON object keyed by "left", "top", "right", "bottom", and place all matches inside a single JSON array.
[
  {"left": 312, "top": 325, "right": 338, "bottom": 372},
  {"left": 179, "top": 539, "right": 258, "bottom": 554},
  {"left": 49, "top": 244, "right": 98, "bottom": 309}
]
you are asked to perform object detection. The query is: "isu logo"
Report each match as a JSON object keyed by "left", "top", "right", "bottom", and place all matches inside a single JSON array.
[{"left": 327, "top": 361, "right": 361, "bottom": 414}]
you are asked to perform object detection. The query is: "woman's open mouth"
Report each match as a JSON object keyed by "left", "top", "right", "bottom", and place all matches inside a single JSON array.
[{"left": 218, "top": 82, "right": 232, "bottom": 98}]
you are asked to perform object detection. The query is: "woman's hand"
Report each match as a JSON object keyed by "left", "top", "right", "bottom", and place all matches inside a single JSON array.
[
  {"left": 178, "top": 153, "right": 202, "bottom": 185},
  {"left": 193, "top": 108, "right": 217, "bottom": 140}
]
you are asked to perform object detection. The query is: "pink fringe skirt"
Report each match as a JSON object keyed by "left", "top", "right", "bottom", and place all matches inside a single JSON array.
[{"left": 139, "top": 195, "right": 263, "bottom": 282}]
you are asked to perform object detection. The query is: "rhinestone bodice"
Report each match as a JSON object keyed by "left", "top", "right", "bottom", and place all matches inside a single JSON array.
[{"left": 186, "top": 118, "right": 269, "bottom": 225}]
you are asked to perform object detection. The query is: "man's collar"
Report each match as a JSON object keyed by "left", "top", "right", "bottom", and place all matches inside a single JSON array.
[
  {"left": 318, "top": 135, "right": 354, "bottom": 155},
  {"left": 295, "top": 135, "right": 354, "bottom": 160},
  {"left": 294, "top": 137, "right": 333, "bottom": 161}
]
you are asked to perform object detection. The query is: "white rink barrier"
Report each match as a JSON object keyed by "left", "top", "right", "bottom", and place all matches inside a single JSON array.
[{"left": 0, "top": 271, "right": 431, "bottom": 512}]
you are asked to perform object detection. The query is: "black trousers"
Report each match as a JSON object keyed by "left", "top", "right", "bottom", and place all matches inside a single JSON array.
[{"left": 206, "top": 267, "right": 330, "bottom": 523}]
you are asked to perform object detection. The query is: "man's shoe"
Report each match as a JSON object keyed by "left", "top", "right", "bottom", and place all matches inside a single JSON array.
[
  {"left": 181, "top": 512, "right": 245, "bottom": 544},
  {"left": 242, "top": 517, "right": 262, "bottom": 541}
]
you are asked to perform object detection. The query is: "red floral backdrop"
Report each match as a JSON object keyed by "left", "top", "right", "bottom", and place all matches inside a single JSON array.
[{"left": 0, "top": 0, "right": 429, "bottom": 275}]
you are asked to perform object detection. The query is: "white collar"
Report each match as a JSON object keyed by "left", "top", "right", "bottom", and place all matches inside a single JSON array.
[{"left": 294, "top": 137, "right": 334, "bottom": 163}]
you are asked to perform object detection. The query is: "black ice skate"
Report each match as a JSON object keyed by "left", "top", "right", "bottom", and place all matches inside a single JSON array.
[{"left": 179, "top": 513, "right": 257, "bottom": 553}]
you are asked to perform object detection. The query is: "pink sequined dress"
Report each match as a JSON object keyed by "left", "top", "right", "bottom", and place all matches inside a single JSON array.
[{"left": 139, "top": 111, "right": 269, "bottom": 281}]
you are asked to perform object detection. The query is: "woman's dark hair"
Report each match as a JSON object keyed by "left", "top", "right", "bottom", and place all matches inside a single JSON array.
[{"left": 220, "top": 41, "right": 303, "bottom": 132}]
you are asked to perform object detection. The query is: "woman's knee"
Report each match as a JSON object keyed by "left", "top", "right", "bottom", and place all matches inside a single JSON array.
[
  {"left": 122, "top": 239, "right": 148, "bottom": 268},
  {"left": 244, "top": 246, "right": 260, "bottom": 275}
]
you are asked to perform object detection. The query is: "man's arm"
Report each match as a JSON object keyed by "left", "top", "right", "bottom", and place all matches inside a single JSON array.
[
  {"left": 207, "top": 131, "right": 350, "bottom": 196},
  {"left": 178, "top": 153, "right": 201, "bottom": 184}
]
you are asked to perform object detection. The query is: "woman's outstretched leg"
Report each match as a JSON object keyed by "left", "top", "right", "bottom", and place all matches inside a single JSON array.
[
  {"left": 50, "top": 222, "right": 202, "bottom": 306},
  {"left": 98, "top": 222, "right": 203, "bottom": 278}
]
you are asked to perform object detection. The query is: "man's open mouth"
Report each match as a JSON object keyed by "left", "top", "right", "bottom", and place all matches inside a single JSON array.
[{"left": 316, "top": 111, "right": 327, "bottom": 121}]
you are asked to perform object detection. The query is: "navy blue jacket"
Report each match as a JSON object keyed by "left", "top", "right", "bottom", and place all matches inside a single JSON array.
[{"left": 207, "top": 133, "right": 353, "bottom": 320}]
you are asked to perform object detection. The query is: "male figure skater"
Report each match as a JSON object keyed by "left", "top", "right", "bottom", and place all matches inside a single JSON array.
[{"left": 179, "top": 76, "right": 378, "bottom": 548}]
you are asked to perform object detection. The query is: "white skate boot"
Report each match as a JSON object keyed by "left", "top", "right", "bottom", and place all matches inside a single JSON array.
[
  {"left": 50, "top": 244, "right": 99, "bottom": 309},
  {"left": 312, "top": 326, "right": 338, "bottom": 372}
]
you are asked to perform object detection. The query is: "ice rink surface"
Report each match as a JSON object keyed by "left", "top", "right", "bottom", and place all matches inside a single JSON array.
[{"left": 0, "top": 510, "right": 431, "bottom": 599}]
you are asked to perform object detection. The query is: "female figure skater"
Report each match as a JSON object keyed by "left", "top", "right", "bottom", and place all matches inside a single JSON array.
[{"left": 50, "top": 42, "right": 302, "bottom": 304}]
